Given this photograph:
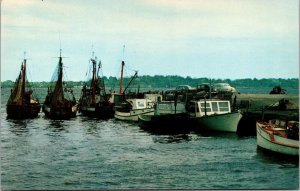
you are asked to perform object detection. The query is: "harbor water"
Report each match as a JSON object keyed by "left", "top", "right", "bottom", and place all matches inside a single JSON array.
[{"left": 1, "top": 88, "right": 299, "bottom": 190}]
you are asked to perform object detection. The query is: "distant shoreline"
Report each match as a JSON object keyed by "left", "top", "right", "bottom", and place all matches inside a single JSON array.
[{"left": 1, "top": 76, "right": 298, "bottom": 94}]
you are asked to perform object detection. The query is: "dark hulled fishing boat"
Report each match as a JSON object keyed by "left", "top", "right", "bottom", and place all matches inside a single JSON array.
[
  {"left": 78, "top": 56, "right": 114, "bottom": 118},
  {"left": 42, "top": 50, "right": 77, "bottom": 119},
  {"left": 6, "top": 58, "right": 41, "bottom": 119}
]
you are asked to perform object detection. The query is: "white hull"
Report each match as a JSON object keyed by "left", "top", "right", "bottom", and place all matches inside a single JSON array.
[
  {"left": 192, "top": 111, "right": 242, "bottom": 132},
  {"left": 114, "top": 108, "right": 154, "bottom": 121},
  {"left": 256, "top": 123, "right": 299, "bottom": 156}
]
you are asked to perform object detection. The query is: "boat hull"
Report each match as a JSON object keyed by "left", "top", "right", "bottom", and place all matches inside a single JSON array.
[
  {"left": 42, "top": 104, "right": 78, "bottom": 120},
  {"left": 114, "top": 108, "right": 154, "bottom": 121},
  {"left": 191, "top": 111, "right": 242, "bottom": 133},
  {"left": 6, "top": 103, "right": 41, "bottom": 119},
  {"left": 138, "top": 113, "right": 190, "bottom": 134},
  {"left": 80, "top": 105, "right": 114, "bottom": 119},
  {"left": 256, "top": 122, "right": 299, "bottom": 156}
]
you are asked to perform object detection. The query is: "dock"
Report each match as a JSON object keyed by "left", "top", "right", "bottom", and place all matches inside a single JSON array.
[{"left": 235, "top": 93, "right": 299, "bottom": 135}]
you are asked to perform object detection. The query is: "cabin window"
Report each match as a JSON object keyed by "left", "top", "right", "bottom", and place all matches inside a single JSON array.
[
  {"left": 200, "top": 103, "right": 210, "bottom": 108},
  {"left": 138, "top": 102, "right": 145, "bottom": 108},
  {"left": 211, "top": 102, "right": 218, "bottom": 112},
  {"left": 201, "top": 108, "right": 211, "bottom": 112},
  {"left": 218, "top": 101, "right": 229, "bottom": 112},
  {"left": 200, "top": 102, "right": 211, "bottom": 112}
]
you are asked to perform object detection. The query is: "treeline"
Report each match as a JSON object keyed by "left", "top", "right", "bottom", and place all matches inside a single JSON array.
[{"left": 1, "top": 75, "right": 299, "bottom": 90}]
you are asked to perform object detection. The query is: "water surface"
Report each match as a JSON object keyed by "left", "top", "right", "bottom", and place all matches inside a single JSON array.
[{"left": 1, "top": 88, "right": 298, "bottom": 189}]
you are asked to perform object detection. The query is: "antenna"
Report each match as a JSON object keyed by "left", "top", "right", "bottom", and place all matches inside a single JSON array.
[
  {"left": 92, "top": 45, "right": 95, "bottom": 59},
  {"left": 59, "top": 32, "right": 61, "bottom": 50},
  {"left": 24, "top": 51, "right": 27, "bottom": 60},
  {"left": 122, "top": 45, "right": 125, "bottom": 61}
]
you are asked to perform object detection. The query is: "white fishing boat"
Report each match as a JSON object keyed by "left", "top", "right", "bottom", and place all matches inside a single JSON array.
[
  {"left": 256, "top": 120, "right": 299, "bottom": 156},
  {"left": 114, "top": 98, "right": 155, "bottom": 121},
  {"left": 113, "top": 55, "right": 162, "bottom": 122},
  {"left": 189, "top": 99, "right": 242, "bottom": 132}
]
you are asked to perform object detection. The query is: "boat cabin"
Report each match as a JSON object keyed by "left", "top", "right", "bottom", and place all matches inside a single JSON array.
[
  {"left": 126, "top": 99, "right": 154, "bottom": 110},
  {"left": 189, "top": 99, "right": 231, "bottom": 117},
  {"left": 155, "top": 101, "right": 186, "bottom": 115},
  {"left": 144, "top": 94, "right": 163, "bottom": 103}
]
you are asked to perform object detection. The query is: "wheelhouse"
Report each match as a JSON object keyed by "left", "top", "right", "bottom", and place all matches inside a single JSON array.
[{"left": 190, "top": 100, "right": 231, "bottom": 117}]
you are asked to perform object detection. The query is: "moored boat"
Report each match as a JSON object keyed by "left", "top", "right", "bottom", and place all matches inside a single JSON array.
[
  {"left": 114, "top": 98, "right": 155, "bottom": 121},
  {"left": 138, "top": 100, "right": 189, "bottom": 133},
  {"left": 42, "top": 50, "right": 78, "bottom": 119},
  {"left": 113, "top": 59, "right": 160, "bottom": 121},
  {"left": 189, "top": 99, "right": 242, "bottom": 132},
  {"left": 78, "top": 55, "right": 114, "bottom": 118},
  {"left": 6, "top": 57, "right": 41, "bottom": 119},
  {"left": 256, "top": 120, "right": 299, "bottom": 156}
]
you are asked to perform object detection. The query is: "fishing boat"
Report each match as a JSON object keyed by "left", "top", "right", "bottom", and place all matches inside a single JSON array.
[
  {"left": 256, "top": 120, "right": 299, "bottom": 156},
  {"left": 42, "top": 50, "right": 78, "bottom": 119},
  {"left": 138, "top": 100, "right": 189, "bottom": 134},
  {"left": 115, "top": 98, "right": 156, "bottom": 121},
  {"left": 189, "top": 99, "right": 242, "bottom": 132},
  {"left": 78, "top": 55, "right": 114, "bottom": 118},
  {"left": 6, "top": 57, "right": 41, "bottom": 119},
  {"left": 113, "top": 60, "right": 160, "bottom": 121}
]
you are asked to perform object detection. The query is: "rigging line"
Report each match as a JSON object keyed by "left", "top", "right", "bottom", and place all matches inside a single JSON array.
[
  {"left": 98, "top": 60, "right": 104, "bottom": 79},
  {"left": 84, "top": 60, "right": 90, "bottom": 82},
  {"left": 25, "top": 60, "right": 39, "bottom": 100},
  {"left": 50, "top": 64, "right": 59, "bottom": 82},
  {"left": 124, "top": 63, "right": 137, "bottom": 73},
  {"left": 63, "top": 65, "right": 70, "bottom": 83},
  {"left": 86, "top": 59, "right": 92, "bottom": 82}
]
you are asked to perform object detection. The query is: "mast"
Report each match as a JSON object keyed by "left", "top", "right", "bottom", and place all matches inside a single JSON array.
[
  {"left": 58, "top": 49, "right": 63, "bottom": 87},
  {"left": 119, "top": 61, "right": 125, "bottom": 94},
  {"left": 91, "top": 57, "right": 97, "bottom": 105},
  {"left": 51, "top": 49, "right": 64, "bottom": 106},
  {"left": 97, "top": 60, "right": 106, "bottom": 96},
  {"left": 21, "top": 52, "right": 27, "bottom": 104}
]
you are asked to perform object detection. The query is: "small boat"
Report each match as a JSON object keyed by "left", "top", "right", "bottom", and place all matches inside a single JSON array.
[
  {"left": 6, "top": 57, "right": 41, "bottom": 119},
  {"left": 42, "top": 50, "right": 78, "bottom": 119},
  {"left": 113, "top": 59, "right": 160, "bottom": 121},
  {"left": 189, "top": 99, "right": 242, "bottom": 132},
  {"left": 78, "top": 55, "right": 114, "bottom": 118},
  {"left": 115, "top": 98, "right": 156, "bottom": 121},
  {"left": 138, "top": 100, "right": 189, "bottom": 133},
  {"left": 256, "top": 120, "right": 299, "bottom": 156}
]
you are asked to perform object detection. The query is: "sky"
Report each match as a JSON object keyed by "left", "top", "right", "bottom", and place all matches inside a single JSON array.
[{"left": 1, "top": 0, "right": 299, "bottom": 82}]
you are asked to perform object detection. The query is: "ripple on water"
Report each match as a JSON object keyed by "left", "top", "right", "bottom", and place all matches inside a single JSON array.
[{"left": 1, "top": 89, "right": 299, "bottom": 190}]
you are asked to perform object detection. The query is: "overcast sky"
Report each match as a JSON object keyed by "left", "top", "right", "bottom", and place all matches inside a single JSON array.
[{"left": 1, "top": 0, "right": 299, "bottom": 82}]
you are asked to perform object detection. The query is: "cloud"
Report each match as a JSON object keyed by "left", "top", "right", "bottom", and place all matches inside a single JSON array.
[{"left": 1, "top": 0, "right": 298, "bottom": 81}]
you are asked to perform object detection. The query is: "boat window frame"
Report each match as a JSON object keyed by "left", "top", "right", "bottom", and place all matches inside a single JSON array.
[{"left": 197, "top": 100, "right": 231, "bottom": 117}]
